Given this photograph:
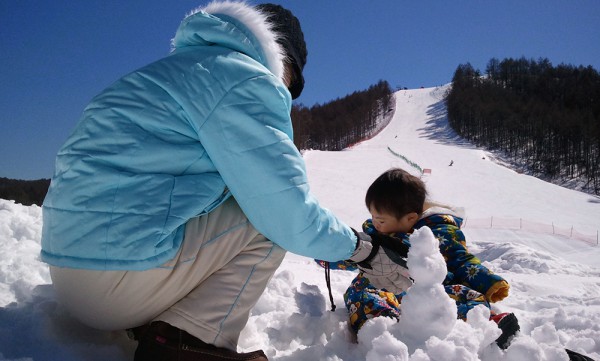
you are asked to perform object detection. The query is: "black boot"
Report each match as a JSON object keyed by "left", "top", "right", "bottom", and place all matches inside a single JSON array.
[
  {"left": 134, "top": 321, "right": 268, "bottom": 361},
  {"left": 493, "top": 313, "right": 520, "bottom": 349},
  {"left": 565, "top": 349, "right": 596, "bottom": 361}
]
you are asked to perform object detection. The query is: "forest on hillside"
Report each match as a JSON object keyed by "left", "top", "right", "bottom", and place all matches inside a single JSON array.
[
  {"left": 291, "top": 80, "right": 394, "bottom": 151},
  {"left": 0, "top": 178, "right": 50, "bottom": 206},
  {"left": 446, "top": 57, "right": 600, "bottom": 195}
]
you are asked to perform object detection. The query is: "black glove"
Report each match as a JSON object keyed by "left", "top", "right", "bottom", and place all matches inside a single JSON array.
[{"left": 347, "top": 228, "right": 376, "bottom": 266}]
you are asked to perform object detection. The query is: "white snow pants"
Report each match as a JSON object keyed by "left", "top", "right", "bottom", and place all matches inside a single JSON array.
[{"left": 50, "top": 197, "right": 286, "bottom": 350}]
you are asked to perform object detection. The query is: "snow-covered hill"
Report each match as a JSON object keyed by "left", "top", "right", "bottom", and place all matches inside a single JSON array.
[{"left": 1, "top": 86, "right": 598, "bottom": 360}]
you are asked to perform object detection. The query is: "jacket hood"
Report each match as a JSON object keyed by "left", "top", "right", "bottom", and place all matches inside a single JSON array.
[
  {"left": 172, "top": 1, "right": 286, "bottom": 82},
  {"left": 422, "top": 201, "right": 466, "bottom": 219}
]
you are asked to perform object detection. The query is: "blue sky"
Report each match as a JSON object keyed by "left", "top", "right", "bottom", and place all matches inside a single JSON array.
[{"left": 1, "top": 1, "right": 599, "bottom": 180}]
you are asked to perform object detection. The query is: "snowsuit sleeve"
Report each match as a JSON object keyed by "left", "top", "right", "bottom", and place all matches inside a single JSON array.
[
  {"left": 419, "top": 214, "right": 509, "bottom": 302},
  {"left": 314, "top": 259, "right": 358, "bottom": 271}
]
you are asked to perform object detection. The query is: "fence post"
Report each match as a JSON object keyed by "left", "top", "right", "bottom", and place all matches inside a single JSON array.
[
  {"left": 490, "top": 216, "right": 493, "bottom": 228},
  {"left": 520, "top": 218, "right": 522, "bottom": 230},
  {"left": 552, "top": 222, "right": 555, "bottom": 234}
]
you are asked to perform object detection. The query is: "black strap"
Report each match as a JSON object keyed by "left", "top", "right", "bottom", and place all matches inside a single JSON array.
[
  {"left": 373, "top": 233, "right": 409, "bottom": 257},
  {"left": 355, "top": 241, "right": 380, "bottom": 270},
  {"left": 324, "top": 262, "right": 336, "bottom": 311}
]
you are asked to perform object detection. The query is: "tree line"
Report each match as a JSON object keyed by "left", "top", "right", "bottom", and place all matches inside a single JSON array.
[
  {"left": 446, "top": 57, "right": 600, "bottom": 195},
  {"left": 2, "top": 80, "right": 395, "bottom": 206},
  {"left": 291, "top": 80, "right": 394, "bottom": 151},
  {"left": 0, "top": 177, "right": 51, "bottom": 206}
]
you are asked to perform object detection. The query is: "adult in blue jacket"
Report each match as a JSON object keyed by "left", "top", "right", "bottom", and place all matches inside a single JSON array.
[{"left": 41, "top": 2, "right": 374, "bottom": 361}]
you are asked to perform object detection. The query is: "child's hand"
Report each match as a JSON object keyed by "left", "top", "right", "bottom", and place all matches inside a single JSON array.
[{"left": 486, "top": 280, "right": 510, "bottom": 302}]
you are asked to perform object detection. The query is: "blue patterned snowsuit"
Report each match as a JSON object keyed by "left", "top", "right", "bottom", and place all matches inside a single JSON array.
[{"left": 323, "top": 211, "right": 510, "bottom": 332}]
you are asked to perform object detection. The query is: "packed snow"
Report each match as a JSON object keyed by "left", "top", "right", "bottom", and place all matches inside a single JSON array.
[{"left": 1, "top": 86, "right": 599, "bottom": 360}]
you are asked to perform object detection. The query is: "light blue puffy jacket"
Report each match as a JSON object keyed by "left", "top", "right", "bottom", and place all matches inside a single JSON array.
[{"left": 41, "top": 2, "right": 356, "bottom": 270}]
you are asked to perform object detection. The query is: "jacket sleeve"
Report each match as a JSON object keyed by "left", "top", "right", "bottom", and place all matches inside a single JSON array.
[
  {"left": 429, "top": 220, "right": 508, "bottom": 302},
  {"left": 195, "top": 74, "right": 356, "bottom": 261}
]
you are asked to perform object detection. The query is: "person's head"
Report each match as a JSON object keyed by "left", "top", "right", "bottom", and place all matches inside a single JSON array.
[
  {"left": 365, "top": 168, "right": 427, "bottom": 233},
  {"left": 255, "top": 3, "right": 307, "bottom": 99}
]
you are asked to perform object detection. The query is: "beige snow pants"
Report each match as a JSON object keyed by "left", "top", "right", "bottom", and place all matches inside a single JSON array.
[{"left": 50, "top": 197, "right": 286, "bottom": 350}]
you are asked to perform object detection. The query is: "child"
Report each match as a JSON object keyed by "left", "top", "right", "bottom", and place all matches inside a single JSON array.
[{"left": 319, "top": 168, "right": 519, "bottom": 349}]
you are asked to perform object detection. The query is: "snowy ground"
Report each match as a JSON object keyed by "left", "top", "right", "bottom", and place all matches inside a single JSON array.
[{"left": 1, "top": 86, "right": 599, "bottom": 360}]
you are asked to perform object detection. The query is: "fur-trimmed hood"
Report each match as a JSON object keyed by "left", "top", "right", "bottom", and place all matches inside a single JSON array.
[{"left": 172, "top": 1, "right": 286, "bottom": 82}]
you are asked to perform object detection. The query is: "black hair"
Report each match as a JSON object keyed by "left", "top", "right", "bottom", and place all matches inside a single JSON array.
[
  {"left": 365, "top": 168, "right": 427, "bottom": 219},
  {"left": 255, "top": 3, "right": 307, "bottom": 99}
]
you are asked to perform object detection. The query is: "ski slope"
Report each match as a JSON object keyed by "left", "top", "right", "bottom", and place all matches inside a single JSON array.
[{"left": 1, "top": 86, "right": 599, "bottom": 360}]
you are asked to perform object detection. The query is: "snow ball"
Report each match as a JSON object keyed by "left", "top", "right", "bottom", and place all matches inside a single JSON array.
[
  {"left": 365, "top": 331, "right": 409, "bottom": 361},
  {"left": 425, "top": 336, "right": 478, "bottom": 361},
  {"left": 358, "top": 315, "right": 398, "bottom": 342},
  {"left": 295, "top": 282, "right": 325, "bottom": 316},
  {"left": 409, "top": 349, "right": 432, "bottom": 361},
  {"left": 531, "top": 323, "right": 560, "bottom": 345},
  {"left": 406, "top": 227, "right": 447, "bottom": 284},
  {"left": 503, "top": 336, "right": 545, "bottom": 361},
  {"left": 464, "top": 305, "right": 500, "bottom": 349}
]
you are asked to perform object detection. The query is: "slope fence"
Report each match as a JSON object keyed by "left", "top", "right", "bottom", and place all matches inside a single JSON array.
[
  {"left": 387, "top": 147, "right": 424, "bottom": 174},
  {"left": 463, "top": 217, "right": 599, "bottom": 246},
  {"left": 386, "top": 148, "right": 598, "bottom": 246}
]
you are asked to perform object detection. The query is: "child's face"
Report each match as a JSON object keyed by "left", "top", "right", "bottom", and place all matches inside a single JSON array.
[{"left": 369, "top": 207, "right": 416, "bottom": 234}]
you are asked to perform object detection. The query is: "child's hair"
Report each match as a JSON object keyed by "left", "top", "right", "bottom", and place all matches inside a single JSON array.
[{"left": 365, "top": 168, "right": 427, "bottom": 219}]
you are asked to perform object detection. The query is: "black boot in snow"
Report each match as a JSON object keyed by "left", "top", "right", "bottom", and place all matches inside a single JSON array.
[
  {"left": 492, "top": 312, "right": 520, "bottom": 349},
  {"left": 565, "top": 348, "right": 596, "bottom": 361}
]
